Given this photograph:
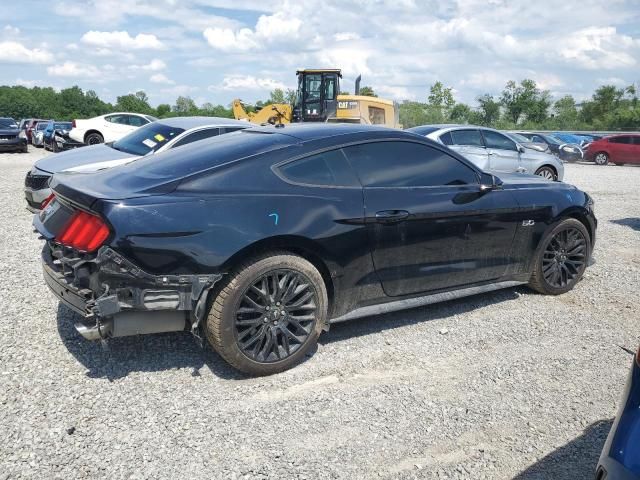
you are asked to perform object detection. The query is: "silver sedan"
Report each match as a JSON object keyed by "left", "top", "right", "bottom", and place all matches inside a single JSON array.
[{"left": 408, "top": 125, "right": 564, "bottom": 181}]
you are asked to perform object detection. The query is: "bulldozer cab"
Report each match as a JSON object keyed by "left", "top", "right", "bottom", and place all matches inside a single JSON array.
[{"left": 292, "top": 69, "right": 341, "bottom": 122}]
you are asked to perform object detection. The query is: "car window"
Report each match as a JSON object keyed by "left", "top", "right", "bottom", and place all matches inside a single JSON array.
[
  {"left": 343, "top": 141, "right": 478, "bottom": 187},
  {"left": 112, "top": 122, "right": 185, "bottom": 156},
  {"left": 530, "top": 135, "right": 545, "bottom": 143},
  {"left": 439, "top": 131, "right": 453, "bottom": 145},
  {"left": 221, "top": 126, "right": 247, "bottom": 134},
  {"left": 632, "top": 137, "right": 640, "bottom": 146},
  {"left": 106, "top": 115, "right": 128, "bottom": 125},
  {"left": 482, "top": 130, "right": 518, "bottom": 151},
  {"left": 449, "top": 129, "right": 484, "bottom": 147},
  {"left": 127, "top": 115, "right": 148, "bottom": 127},
  {"left": 0, "top": 118, "right": 18, "bottom": 128},
  {"left": 278, "top": 149, "right": 359, "bottom": 187},
  {"left": 609, "top": 136, "right": 632, "bottom": 144},
  {"left": 172, "top": 128, "right": 220, "bottom": 148}
]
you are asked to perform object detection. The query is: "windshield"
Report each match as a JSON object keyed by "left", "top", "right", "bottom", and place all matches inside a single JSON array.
[
  {"left": 407, "top": 126, "right": 441, "bottom": 136},
  {"left": 112, "top": 122, "right": 185, "bottom": 156},
  {"left": 36, "top": 122, "right": 49, "bottom": 130},
  {"left": 0, "top": 118, "right": 18, "bottom": 128},
  {"left": 545, "top": 135, "right": 563, "bottom": 145},
  {"left": 55, "top": 122, "right": 72, "bottom": 130}
]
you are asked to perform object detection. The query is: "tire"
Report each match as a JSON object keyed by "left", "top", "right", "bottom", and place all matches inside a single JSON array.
[
  {"left": 528, "top": 218, "right": 591, "bottom": 295},
  {"left": 21, "top": 145, "right": 28, "bottom": 153},
  {"left": 205, "top": 253, "right": 328, "bottom": 376},
  {"left": 535, "top": 166, "right": 557, "bottom": 181},
  {"left": 85, "top": 132, "right": 104, "bottom": 145},
  {"left": 594, "top": 152, "right": 609, "bottom": 165},
  {"left": 51, "top": 141, "right": 59, "bottom": 153}
]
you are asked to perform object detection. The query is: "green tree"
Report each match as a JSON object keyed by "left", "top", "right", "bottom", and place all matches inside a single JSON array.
[
  {"left": 500, "top": 79, "right": 550, "bottom": 125},
  {"left": 156, "top": 103, "right": 171, "bottom": 117},
  {"left": 358, "top": 86, "right": 377, "bottom": 97},
  {"left": 476, "top": 94, "right": 501, "bottom": 126},
  {"left": 552, "top": 95, "right": 579, "bottom": 128},
  {"left": 115, "top": 90, "right": 153, "bottom": 114},
  {"left": 173, "top": 96, "right": 197, "bottom": 114}
]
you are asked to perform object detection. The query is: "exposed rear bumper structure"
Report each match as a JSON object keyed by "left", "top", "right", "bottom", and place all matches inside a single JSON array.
[{"left": 41, "top": 243, "right": 221, "bottom": 342}]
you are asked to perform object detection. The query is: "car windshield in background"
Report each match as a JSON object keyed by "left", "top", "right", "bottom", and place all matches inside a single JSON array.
[
  {"left": 545, "top": 135, "right": 564, "bottom": 145},
  {"left": 55, "top": 123, "right": 72, "bottom": 130},
  {"left": 36, "top": 123, "right": 48, "bottom": 130},
  {"left": 407, "top": 126, "right": 441, "bottom": 136},
  {"left": 0, "top": 118, "right": 18, "bottom": 128},
  {"left": 111, "top": 122, "right": 185, "bottom": 156}
]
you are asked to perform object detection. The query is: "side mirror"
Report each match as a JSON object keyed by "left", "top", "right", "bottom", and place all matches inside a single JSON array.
[
  {"left": 479, "top": 172, "right": 502, "bottom": 191},
  {"left": 517, "top": 144, "right": 526, "bottom": 153}
]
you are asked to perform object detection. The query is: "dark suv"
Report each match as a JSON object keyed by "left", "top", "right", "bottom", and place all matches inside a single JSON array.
[{"left": 0, "top": 118, "right": 28, "bottom": 153}]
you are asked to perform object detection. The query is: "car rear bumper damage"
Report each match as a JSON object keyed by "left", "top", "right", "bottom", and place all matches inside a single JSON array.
[{"left": 41, "top": 242, "right": 222, "bottom": 343}]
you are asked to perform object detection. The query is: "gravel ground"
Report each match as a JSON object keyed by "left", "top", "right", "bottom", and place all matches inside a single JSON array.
[{"left": 0, "top": 147, "right": 638, "bottom": 480}]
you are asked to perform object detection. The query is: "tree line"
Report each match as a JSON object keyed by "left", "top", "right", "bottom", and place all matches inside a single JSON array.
[{"left": 1, "top": 80, "right": 638, "bottom": 131}]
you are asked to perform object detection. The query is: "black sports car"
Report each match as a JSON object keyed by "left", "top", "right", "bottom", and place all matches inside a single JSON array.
[
  {"left": 34, "top": 124, "right": 597, "bottom": 375},
  {"left": 516, "top": 132, "right": 583, "bottom": 163}
]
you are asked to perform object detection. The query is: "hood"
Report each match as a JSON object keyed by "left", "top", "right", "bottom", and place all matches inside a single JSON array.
[
  {"left": 520, "top": 141, "right": 548, "bottom": 152},
  {"left": 496, "top": 172, "right": 571, "bottom": 187},
  {"left": 34, "top": 144, "right": 136, "bottom": 173}
]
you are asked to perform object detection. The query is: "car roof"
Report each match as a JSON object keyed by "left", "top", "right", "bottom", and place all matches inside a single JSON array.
[
  {"left": 156, "top": 116, "right": 249, "bottom": 129},
  {"left": 243, "top": 122, "right": 405, "bottom": 142}
]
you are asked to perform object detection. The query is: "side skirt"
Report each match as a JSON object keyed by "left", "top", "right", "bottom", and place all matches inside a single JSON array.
[{"left": 329, "top": 280, "right": 526, "bottom": 324}]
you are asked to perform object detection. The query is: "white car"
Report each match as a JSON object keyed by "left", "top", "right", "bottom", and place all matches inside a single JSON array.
[{"left": 68, "top": 112, "right": 158, "bottom": 145}]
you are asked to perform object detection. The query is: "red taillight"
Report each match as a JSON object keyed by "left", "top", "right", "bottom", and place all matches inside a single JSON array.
[
  {"left": 72, "top": 119, "right": 76, "bottom": 128},
  {"left": 57, "top": 210, "right": 110, "bottom": 252},
  {"left": 41, "top": 193, "right": 55, "bottom": 209}
]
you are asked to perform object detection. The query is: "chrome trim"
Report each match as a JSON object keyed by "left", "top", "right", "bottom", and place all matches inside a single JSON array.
[{"left": 329, "top": 280, "right": 525, "bottom": 323}]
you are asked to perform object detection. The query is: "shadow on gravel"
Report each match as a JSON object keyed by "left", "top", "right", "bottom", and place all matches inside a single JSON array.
[
  {"left": 513, "top": 419, "right": 612, "bottom": 480},
  {"left": 611, "top": 217, "right": 640, "bottom": 231},
  {"left": 321, "top": 286, "right": 523, "bottom": 345},
  {"left": 56, "top": 303, "right": 246, "bottom": 381}
]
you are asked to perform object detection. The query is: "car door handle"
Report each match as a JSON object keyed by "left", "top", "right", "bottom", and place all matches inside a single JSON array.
[{"left": 375, "top": 210, "right": 410, "bottom": 224}]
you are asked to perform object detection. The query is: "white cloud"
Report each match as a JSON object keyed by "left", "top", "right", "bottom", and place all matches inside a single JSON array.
[
  {"left": 212, "top": 75, "right": 288, "bottom": 91},
  {"left": 334, "top": 32, "right": 360, "bottom": 42},
  {"left": 204, "top": 11, "right": 302, "bottom": 52},
  {"left": 47, "top": 61, "right": 102, "bottom": 78},
  {"left": 3, "top": 25, "right": 20, "bottom": 36},
  {"left": 0, "top": 41, "right": 54, "bottom": 64},
  {"left": 16, "top": 78, "right": 38, "bottom": 87},
  {"left": 161, "top": 84, "right": 198, "bottom": 96},
  {"left": 150, "top": 73, "right": 174, "bottom": 84},
  {"left": 81, "top": 30, "right": 164, "bottom": 50}
]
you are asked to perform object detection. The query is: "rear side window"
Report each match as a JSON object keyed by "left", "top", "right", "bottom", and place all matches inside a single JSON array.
[
  {"left": 482, "top": 130, "right": 517, "bottom": 151},
  {"left": 439, "top": 131, "right": 453, "bottom": 145},
  {"left": 609, "top": 136, "right": 632, "bottom": 144},
  {"left": 632, "top": 137, "right": 640, "bottom": 145},
  {"left": 450, "top": 129, "right": 483, "bottom": 147},
  {"left": 172, "top": 128, "right": 220, "bottom": 148},
  {"left": 127, "top": 115, "right": 148, "bottom": 127},
  {"left": 278, "top": 149, "right": 359, "bottom": 187},
  {"left": 343, "top": 141, "right": 478, "bottom": 187},
  {"left": 106, "top": 115, "right": 128, "bottom": 125}
]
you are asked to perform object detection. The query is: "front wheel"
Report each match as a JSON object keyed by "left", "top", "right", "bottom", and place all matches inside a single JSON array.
[
  {"left": 205, "top": 253, "right": 328, "bottom": 376},
  {"left": 594, "top": 152, "right": 609, "bottom": 165},
  {"left": 529, "top": 218, "right": 591, "bottom": 295},
  {"left": 535, "top": 166, "right": 557, "bottom": 181}
]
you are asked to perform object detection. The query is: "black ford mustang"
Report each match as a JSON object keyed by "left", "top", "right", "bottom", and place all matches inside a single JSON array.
[{"left": 34, "top": 124, "right": 596, "bottom": 375}]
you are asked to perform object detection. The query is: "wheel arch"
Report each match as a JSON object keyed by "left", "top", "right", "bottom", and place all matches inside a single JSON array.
[
  {"left": 536, "top": 164, "right": 558, "bottom": 177},
  {"left": 83, "top": 129, "right": 103, "bottom": 143},
  {"left": 220, "top": 235, "right": 338, "bottom": 318}
]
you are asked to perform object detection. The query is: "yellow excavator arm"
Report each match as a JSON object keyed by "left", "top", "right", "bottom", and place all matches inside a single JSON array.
[{"left": 232, "top": 100, "right": 292, "bottom": 125}]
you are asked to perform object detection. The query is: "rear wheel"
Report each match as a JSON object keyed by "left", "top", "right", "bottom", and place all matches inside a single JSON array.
[
  {"left": 535, "top": 166, "right": 557, "bottom": 181},
  {"left": 594, "top": 152, "right": 609, "bottom": 165},
  {"left": 85, "top": 132, "right": 104, "bottom": 145},
  {"left": 529, "top": 218, "right": 590, "bottom": 295},
  {"left": 205, "top": 253, "right": 327, "bottom": 376}
]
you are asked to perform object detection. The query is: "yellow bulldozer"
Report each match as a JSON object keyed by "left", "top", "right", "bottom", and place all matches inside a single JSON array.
[{"left": 232, "top": 69, "right": 400, "bottom": 128}]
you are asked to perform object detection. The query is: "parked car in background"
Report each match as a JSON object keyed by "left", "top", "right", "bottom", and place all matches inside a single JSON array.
[
  {"left": 596, "top": 345, "right": 640, "bottom": 480},
  {"left": 42, "top": 121, "right": 80, "bottom": 152},
  {"left": 586, "top": 134, "right": 640, "bottom": 165},
  {"left": 408, "top": 125, "right": 564, "bottom": 180},
  {"left": 25, "top": 118, "right": 46, "bottom": 142},
  {"left": 516, "top": 132, "right": 583, "bottom": 163},
  {"left": 68, "top": 112, "right": 157, "bottom": 146},
  {"left": 31, "top": 121, "right": 49, "bottom": 147},
  {"left": 503, "top": 132, "right": 551, "bottom": 153},
  {"left": 34, "top": 123, "right": 596, "bottom": 375},
  {"left": 24, "top": 117, "right": 248, "bottom": 211},
  {"left": 0, "top": 117, "right": 28, "bottom": 153}
]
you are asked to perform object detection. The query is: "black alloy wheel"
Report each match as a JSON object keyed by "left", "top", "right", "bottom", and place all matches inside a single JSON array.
[
  {"left": 529, "top": 218, "right": 590, "bottom": 295},
  {"left": 235, "top": 269, "right": 318, "bottom": 363},
  {"left": 205, "top": 253, "right": 327, "bottom": 375},
  {"left": 86, "top": 132, "right": 104, "bottom": 145},
  {"left": 541, "top": 227, "right": 587, "bottom": 288}
]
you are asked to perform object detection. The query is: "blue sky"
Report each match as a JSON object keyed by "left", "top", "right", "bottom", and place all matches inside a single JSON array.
[{"left": 1, "top": 0, "right": 639, "bottom": 108}]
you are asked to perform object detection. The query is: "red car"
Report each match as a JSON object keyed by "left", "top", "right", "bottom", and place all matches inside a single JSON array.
[{"left": 586, "top": 134, "right": 640, "bottom": 165}]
